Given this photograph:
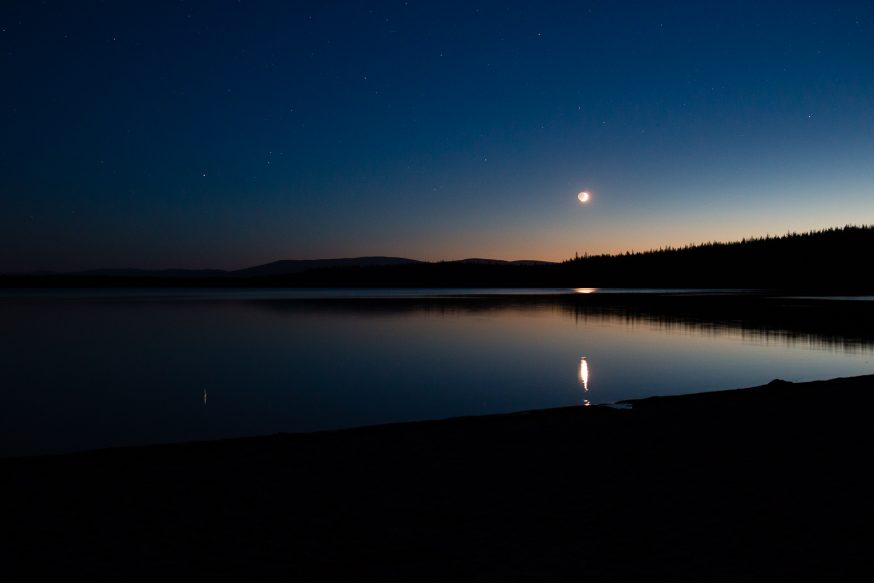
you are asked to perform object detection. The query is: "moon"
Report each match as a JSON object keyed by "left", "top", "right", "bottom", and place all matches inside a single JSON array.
[{"left": 577, "top": 191, "right": 591, "bottom": 203}]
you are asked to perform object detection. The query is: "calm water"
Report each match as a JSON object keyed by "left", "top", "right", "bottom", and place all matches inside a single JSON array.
[{"left": 2, "top": 289, "right": 873, "bottom": 456}]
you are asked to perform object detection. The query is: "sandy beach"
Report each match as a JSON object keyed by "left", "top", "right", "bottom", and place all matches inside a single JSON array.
[{"left": 3, "top": 374, "right": 873, "bottom": 581}]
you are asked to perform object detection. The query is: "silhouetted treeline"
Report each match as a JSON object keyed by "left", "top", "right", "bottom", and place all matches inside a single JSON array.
[
  {"left": 561, "top": 225, "right": 873, "bottom": 290},
  {"left": 2, "top": 225, "right": 872, "bottom": 291}
]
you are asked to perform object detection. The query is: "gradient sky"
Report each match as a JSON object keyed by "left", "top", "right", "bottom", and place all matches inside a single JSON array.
[{"left": 2, "top": 1, "right": 873, "bottom": 271}]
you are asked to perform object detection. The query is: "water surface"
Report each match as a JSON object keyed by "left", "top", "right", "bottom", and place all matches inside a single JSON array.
[{"left": 2, "top": 289, "right": 872, "bottom": 456}]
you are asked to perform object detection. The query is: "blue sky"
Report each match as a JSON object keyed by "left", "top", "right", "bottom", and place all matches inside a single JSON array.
[{"left": 2, "top": 0, "right": 873, "bottom": 270}]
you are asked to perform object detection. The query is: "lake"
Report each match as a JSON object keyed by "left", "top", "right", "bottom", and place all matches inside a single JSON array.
[{"left": 2, "top": 289, "right": 872, "bottom": 456}]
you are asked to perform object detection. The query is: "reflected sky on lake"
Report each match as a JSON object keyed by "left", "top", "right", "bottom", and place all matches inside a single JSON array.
[{"left": 1, "top": 292, "right": 873, "bottom": 456}]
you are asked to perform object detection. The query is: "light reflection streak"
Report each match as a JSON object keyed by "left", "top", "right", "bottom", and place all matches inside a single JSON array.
[{"left": 579, "top": 356, "right": 590, "bottom": 406}]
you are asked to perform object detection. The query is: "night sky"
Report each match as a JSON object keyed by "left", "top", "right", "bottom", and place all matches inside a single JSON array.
[{"left": 2, "top": 1, "right": 873, "bottom": 272}]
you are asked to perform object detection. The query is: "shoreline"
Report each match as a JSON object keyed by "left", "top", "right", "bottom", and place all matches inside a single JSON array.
[
  {"left": 3, "top": 372, "right": 871, "bottom": 461},
  {"left": 4, "top": 374, "right": 874, "bottom": 580}
]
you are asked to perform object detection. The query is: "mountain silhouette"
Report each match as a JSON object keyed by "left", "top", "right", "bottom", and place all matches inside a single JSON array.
[
  {"left": 232, "top": 256, "right": 422, "bottom": 277},
  {"left": 453, "top": 258, "right": 555, "bottom": 266},
  {"left": 72, "top": 268, "right": 229, "bottom": 278},
  {"left": 2, "top": 225, "right": 872, "bottom": 291}
]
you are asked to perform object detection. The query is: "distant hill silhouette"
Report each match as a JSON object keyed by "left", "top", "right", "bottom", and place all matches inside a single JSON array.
[
  {"left": 2, "top": 225, "right": 872, "bottom": 291},
  {"left": 232, "top": 256, "right": 422, "bottom": 277},
  {"left": 72, "top": 268, "right": 229, "bottom": 278},
  {"left": 453, "top": 258, "right": 555, "bottom": 266}
]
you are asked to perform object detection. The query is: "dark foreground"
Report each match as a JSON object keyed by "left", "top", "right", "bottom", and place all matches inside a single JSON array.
[{"left": 4, "top": 376, "right": 874, "bottom": 582}]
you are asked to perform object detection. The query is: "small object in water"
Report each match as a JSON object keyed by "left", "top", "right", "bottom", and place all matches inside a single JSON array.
[{"left": 203, "top": 389, "right": 208, "bottom": 405}]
